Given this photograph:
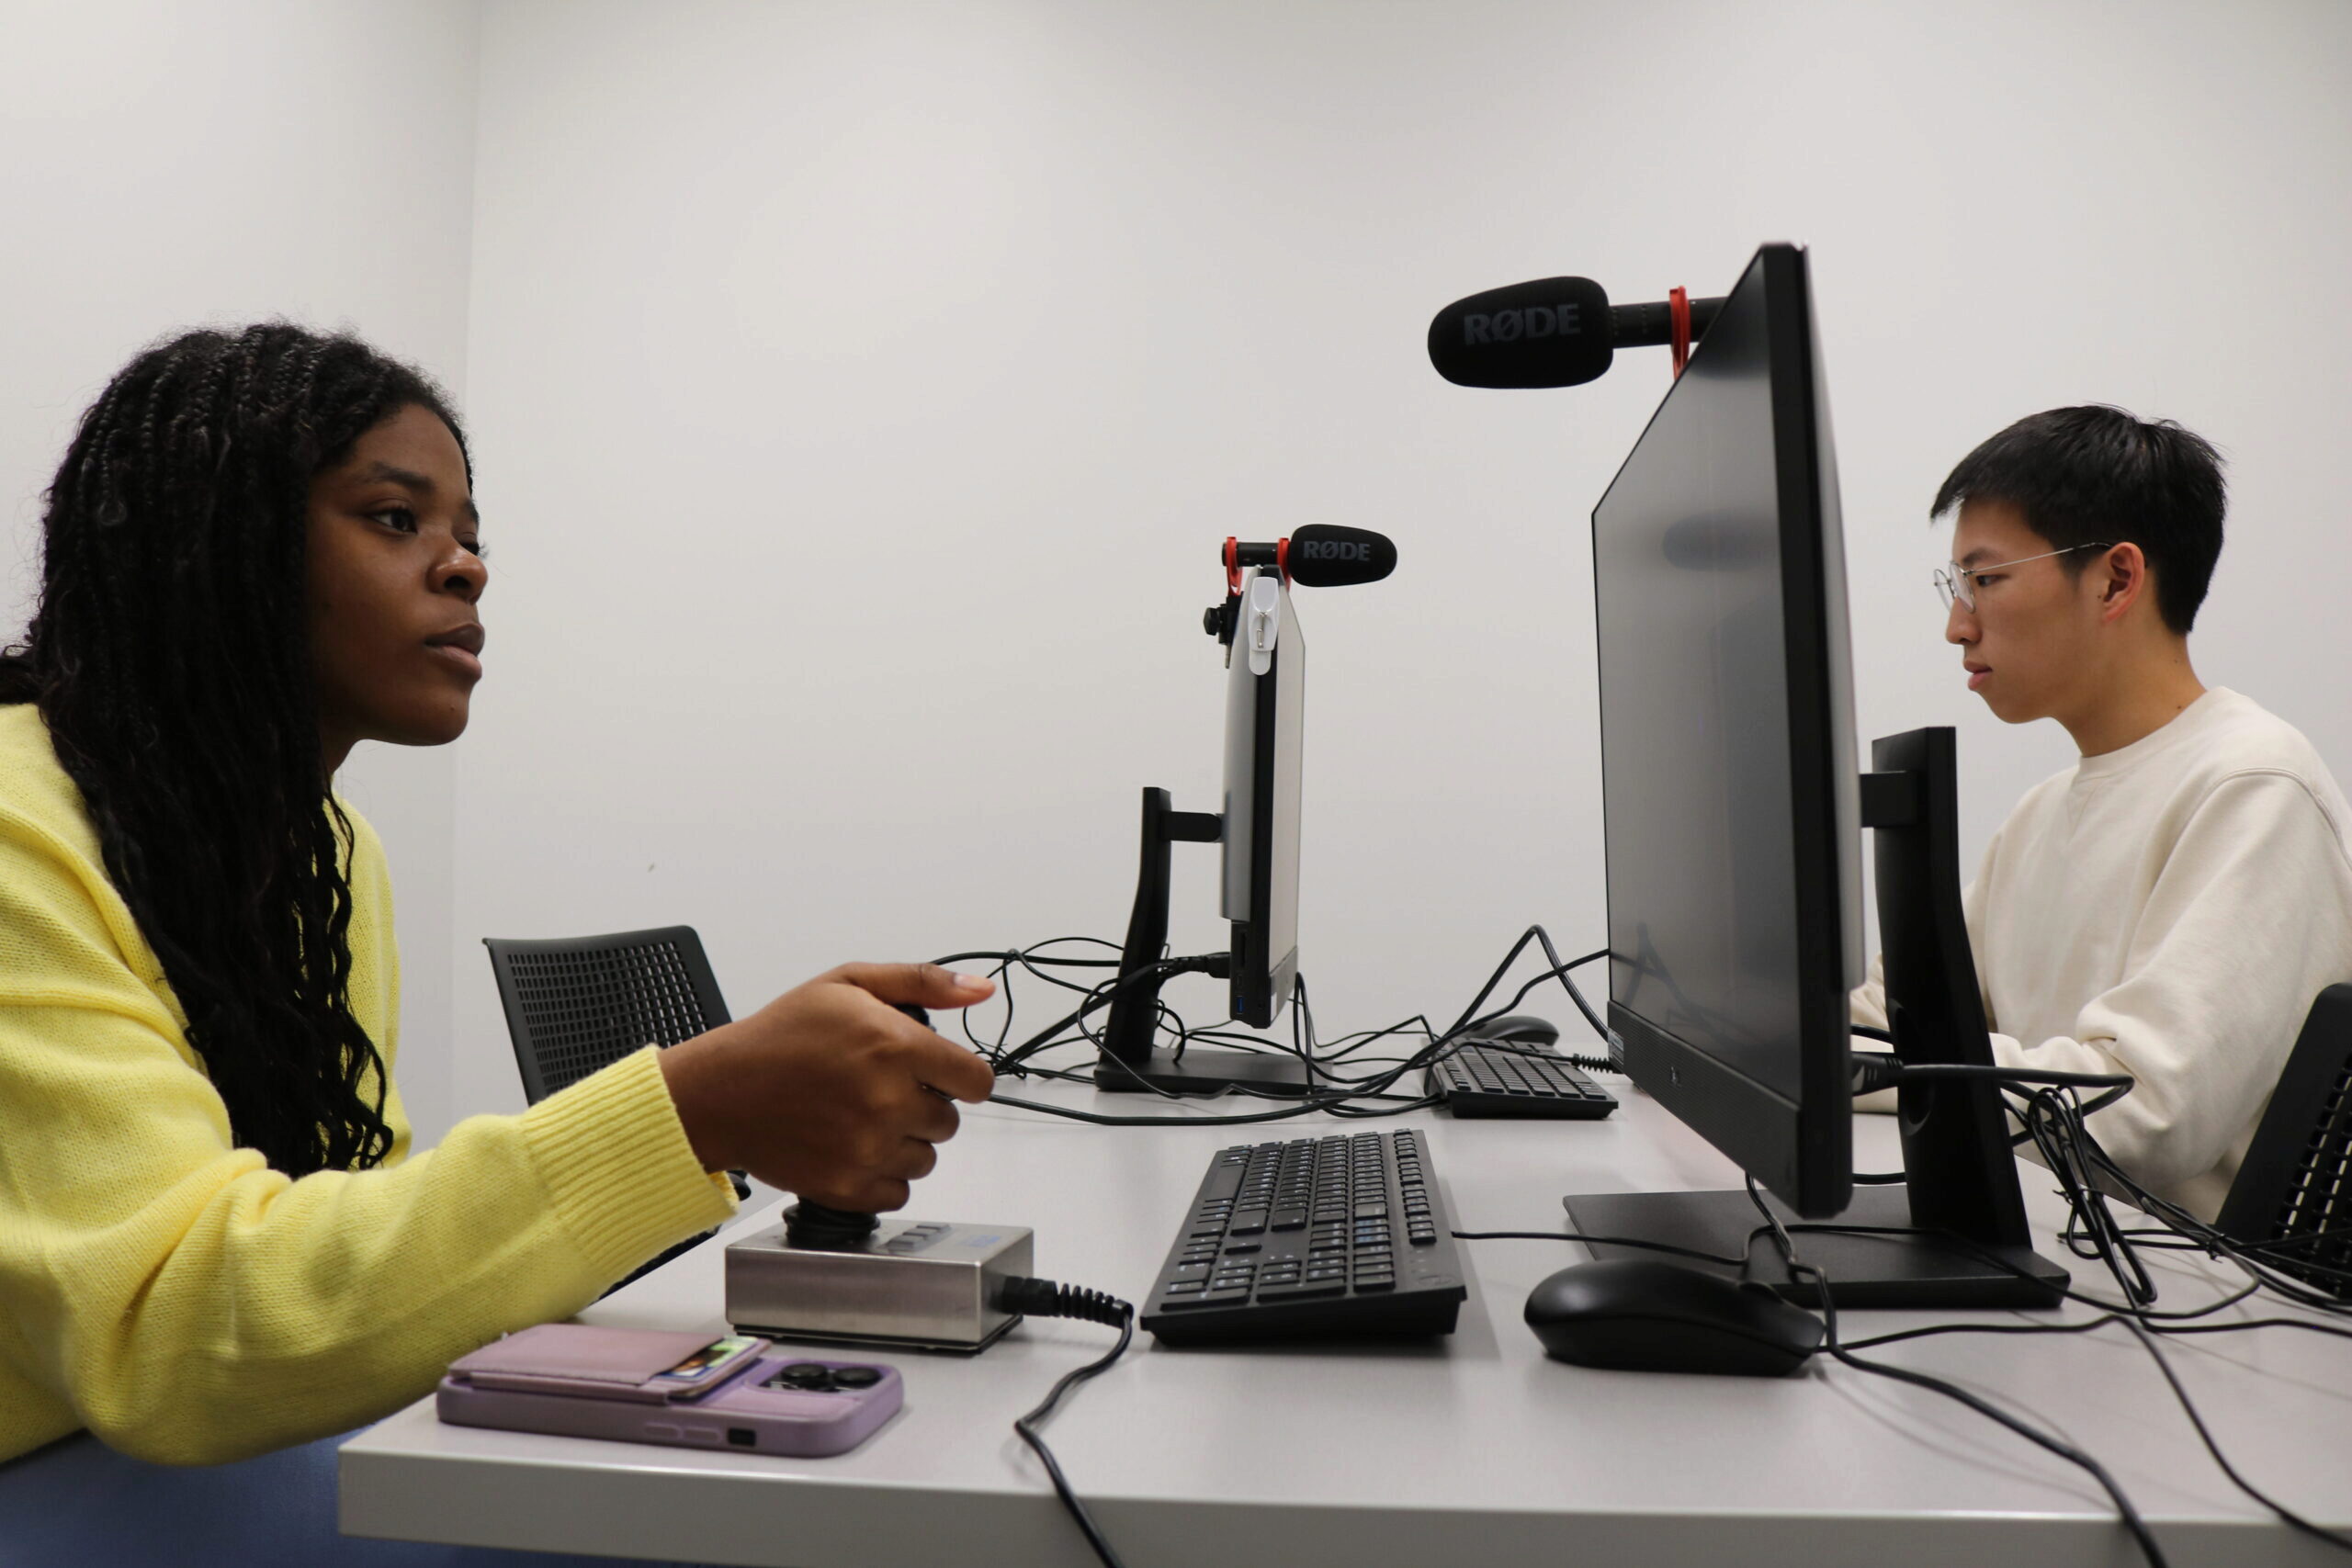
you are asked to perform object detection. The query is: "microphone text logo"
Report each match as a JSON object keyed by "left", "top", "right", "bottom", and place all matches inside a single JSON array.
[{"left": 1462, "top": 302, "right": 1582, "bottom": 345}]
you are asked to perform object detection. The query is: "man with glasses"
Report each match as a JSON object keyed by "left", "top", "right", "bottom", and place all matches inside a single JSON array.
[{"left": 1852, "top": 405, "right": 2352, "bottom": 1221}]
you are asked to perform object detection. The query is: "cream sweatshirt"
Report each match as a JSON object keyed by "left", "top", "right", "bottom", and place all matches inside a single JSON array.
[{"left": 1851, "top": 688, "right": 2352, "bottom": 1223}]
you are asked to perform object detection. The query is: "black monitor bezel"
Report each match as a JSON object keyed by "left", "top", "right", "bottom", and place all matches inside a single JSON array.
[
  {"left": 1227, "top": 572, "right": 1301, "bottom": 1028},
  {"left": 1588, "top": 243, "right": 1857, "bottom": 1218}
]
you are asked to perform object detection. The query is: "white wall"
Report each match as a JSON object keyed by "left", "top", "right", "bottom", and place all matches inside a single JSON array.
[
  {"left": 452, "top": 0, "right": 2352, "bottom": 1109},
  {"left": 0, "top": 0, "right": 482, "bottom": 1142},
  {"left": 11, "top": 2, "right": 2347, "bottom": 1137}
]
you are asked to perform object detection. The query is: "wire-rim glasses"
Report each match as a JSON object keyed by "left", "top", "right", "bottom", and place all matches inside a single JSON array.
[{"left": 1933, "top": 543, "right": 2112, "bottom": 612}]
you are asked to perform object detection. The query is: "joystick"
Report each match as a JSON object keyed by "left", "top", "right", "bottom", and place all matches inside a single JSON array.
[
  {"left": 775, "top": 1003, "right": 934, "bottom": 1250},
  {"left": 724, "top": 999, "right": 1035, "bottom": 1353},
  {"left": 783, "top": 1201, "right": 881, "bottom": 1250}
]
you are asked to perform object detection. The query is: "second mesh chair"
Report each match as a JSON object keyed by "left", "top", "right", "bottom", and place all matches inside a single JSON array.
[
  {"left": 482, "top": 925, "right": 749, "bottom": 1292},
  {"left": 2219, "top": 983, "right": 2352, "bottom": 1300}
]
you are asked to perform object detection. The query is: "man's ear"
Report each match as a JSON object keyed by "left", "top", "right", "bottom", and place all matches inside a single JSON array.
[{"left": 2096, "top": 542, "right": 2148, "bottom": 626}]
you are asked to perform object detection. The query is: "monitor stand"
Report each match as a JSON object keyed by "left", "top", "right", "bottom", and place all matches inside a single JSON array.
[
  {"left": 1565, "top": 728, "right": 2069, "bottom": 1310},
  {"left": 1562, "top": 1187, "right": 2065, "bottom": 1309},
  {"left": 1093, "top": 788, "right": 1315, "bottom": 1096},
  {"left": 1095, "top": 1045, "right": 1317, "bottom": 1096}
]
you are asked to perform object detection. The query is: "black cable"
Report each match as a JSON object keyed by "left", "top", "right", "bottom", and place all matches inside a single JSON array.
[
  {"left": 1841, "top": 1314, "right": 2126, "bottom": 1352},
  {"left": 1522, "top": 926, "right": 1612, "bottom": 1047},
  {"left": 1790, "top": 1222, "right": 2267, "bottom": 1324},
  {"left": 993, "top": 954, "right": 1227, "bottom": 1084},
  {"left": 1804, "top": 1255, "right": 2170, "bottom": 1566},
  {"left": 1835, "top": 1313, "right": 2352, "bottom": 1353},
  {"left": 1742, "top": 1175, "right": 1797, "bottom": 1269},
  {"left": 973, "top": 927, "right": 1622, "bottom": 1124},
  {"left": 987, "top": 1090, "right": 1420, "bottom": 1128},
  {"left": 956, "top": 924, "right": 1629, "bottom": 1125},
  {"left": 984, "top": 955, "right": 1411, "bottom": 1119},
  {"left": 932, "top": 940, "right": 1133, "bottom": 1066},
  {"left": 956, "top": 938, "right": 2350, "bottom": 1551},
  {"left": 2072, "top": 1127, "right": 2352, "bottom": 1311},
  {"left": 1740, "top": 1178, "right": 2171, "bottom": 1568},
  {"left": 989, "top": 940, "right": 1125, "bottom": 1060},
  {"left": 993, "top": 957, "right": 1418, "bottom": 1122},
  {"left": 1843, "top": 1062, "right": 2148, "bottom": 1302},
  {"left": 2117, "top": 1316, "right": 2352, "bottom": 1553},
  {"left": 1439, "top": 927, "right": 1611, "bottom": 1066},
  {"left": 996, "top": 1278, "right": 1137, "bottom": 1568},
  {"left": 1845, "top": 1025, "right": 1901, "bottom": 1188},
  {"left": 1995, "top": 1085, "right": 2352, "bottom": 1549},
  {"left": 1800, "top": 1066, "right": 2352, "bottom": 1551},
  {"left": 1852, "top": 1055, "right": 2137, "bottom": 1120},
  {"left": 1305, "top": 1014, "right": 1442, "bottom": 1064},
  {"left": 2151, "top": 1316, "right": 2352, "bottom": 1346},
  {"left": 2011, "top": 1081, "right": 2160, "bottom": 1306},
  {"left": 932, "top": 944, "right": 1124, "bottom": 971}
]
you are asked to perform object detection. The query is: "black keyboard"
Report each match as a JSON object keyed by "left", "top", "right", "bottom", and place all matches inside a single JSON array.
[
  {"left": 1139, "top": 1129, "right": 1468, "bottom": 1346},
  {"left": 1430, "top": 1041, "right": 1619, "bottom": 1119}
]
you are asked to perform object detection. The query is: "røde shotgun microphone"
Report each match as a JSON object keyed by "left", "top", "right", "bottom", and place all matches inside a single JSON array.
[
  {"left": 1207, "top": 525, "right": 1396, "bottom": 644},
  {"left": 1224, "top": 525, "right": 1397, "bottom": 588},
  {"left": 1426, "top": 277, "right": 1726, "bottom": 389}
]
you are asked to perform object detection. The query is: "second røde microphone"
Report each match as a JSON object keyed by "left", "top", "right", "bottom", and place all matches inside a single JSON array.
[
  {"left": 1225, "top": 525, "right": 1397, "bottom": 588},
  {"left": 1426, "top": 277, "right": 1726, "bottom": 389}
]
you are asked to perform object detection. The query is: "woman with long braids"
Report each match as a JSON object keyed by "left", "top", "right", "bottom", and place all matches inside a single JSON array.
[{"left": 0, "top": 324, "right": 994, "bottom": 1559}]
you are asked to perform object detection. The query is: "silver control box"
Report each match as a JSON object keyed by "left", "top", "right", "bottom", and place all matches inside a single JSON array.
[{"left": 725, "top": 1217, "right": 1034, "bottom": 1353}]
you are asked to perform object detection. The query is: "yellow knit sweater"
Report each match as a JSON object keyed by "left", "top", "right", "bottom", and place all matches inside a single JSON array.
[{"left": 0, "top": 704, "right": 736, "bottom": 1465}]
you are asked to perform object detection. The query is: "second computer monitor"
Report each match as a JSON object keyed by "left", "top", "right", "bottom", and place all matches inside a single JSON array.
[
  {"left": 1223, "top": 568, "right": 1305, "bottom": 1028},
  {"left": 1588, "top": 242, "right": 1862, "bottom": 1218}
]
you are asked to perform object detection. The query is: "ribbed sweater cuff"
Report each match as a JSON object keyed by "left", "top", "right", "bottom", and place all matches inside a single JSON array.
[{"left": 519, "top": 1044, "right": 738, "bottom": 1282}]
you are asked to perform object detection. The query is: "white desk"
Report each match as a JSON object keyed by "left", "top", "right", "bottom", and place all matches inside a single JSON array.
[{"left": 340, "top": 1077, "right": 2352, "bottom": 1567}]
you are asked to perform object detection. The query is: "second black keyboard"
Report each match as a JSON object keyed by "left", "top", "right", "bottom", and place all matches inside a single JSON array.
[{"left": 1429, "top": 1041, "right": 1619, "bottom": 1119}]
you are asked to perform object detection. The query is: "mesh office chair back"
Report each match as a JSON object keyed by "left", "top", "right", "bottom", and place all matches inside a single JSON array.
[
  {"left": 484, "top": 926, "right": 732, "bottom": 1104},
  {"left": 483, "top": 927, "right": 743, "bottom": 1296},
  {"left": 2218, "top": 983, "right": 2352, "bottom": 1300}
]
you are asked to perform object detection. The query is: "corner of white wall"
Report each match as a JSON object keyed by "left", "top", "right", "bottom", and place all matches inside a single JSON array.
[{"left": 0, "top": 0, "right": 485, "bottom": 1145}]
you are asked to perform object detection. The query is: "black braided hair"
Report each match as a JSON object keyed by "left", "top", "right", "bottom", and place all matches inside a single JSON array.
[{"left": 0, "top": 324, "right": 469, "bottom": 1178}]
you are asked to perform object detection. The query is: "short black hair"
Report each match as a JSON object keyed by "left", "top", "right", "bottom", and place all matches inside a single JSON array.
[{"left": 1930, "top": 405, "right": 2225, "bottom": 635}]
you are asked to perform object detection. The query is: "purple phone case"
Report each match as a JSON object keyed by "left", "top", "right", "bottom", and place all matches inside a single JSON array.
[{"left": 437, "top": 1352, "right": 901, "bottom": 1458}]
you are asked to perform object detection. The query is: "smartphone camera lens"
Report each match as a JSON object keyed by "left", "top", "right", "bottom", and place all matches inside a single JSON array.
[
  {"left": 831, "top": 1366, "right": 882, "bottom": 1389},
  {"left": 770, "top": 1362, "right": 836, "bottom": 1391}
]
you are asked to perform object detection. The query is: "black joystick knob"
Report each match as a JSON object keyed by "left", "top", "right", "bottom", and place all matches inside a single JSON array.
[{"left": 785, "top": 1201, "right": 881, "bottom": 1250}]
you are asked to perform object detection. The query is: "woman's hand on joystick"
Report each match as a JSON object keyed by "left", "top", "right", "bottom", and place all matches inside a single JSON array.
[{"left": 658, "top": 962, "right": 995, "bottom": 1212}]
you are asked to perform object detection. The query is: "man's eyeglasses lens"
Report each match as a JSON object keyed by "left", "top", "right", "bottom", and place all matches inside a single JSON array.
[{"left": 1931, "top": 544, "right": 2110, "bottom": 614}]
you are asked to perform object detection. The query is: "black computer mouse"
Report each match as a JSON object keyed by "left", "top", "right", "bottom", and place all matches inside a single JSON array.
[
  {"left": 1523, "top": 1258, "right": 1824, "bottom": 1376},
  {"left": 1464, "top": 1013, "right": 1560, "bottom": 1048}
]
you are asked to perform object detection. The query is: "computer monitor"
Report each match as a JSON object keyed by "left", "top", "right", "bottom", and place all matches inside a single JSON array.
[
  {"left": 1223, "top": 569, "right": 1305, "bottom": 1028},
  {"left": 1584, "top": 242, "right": 1862, "bottom": 1217},
  {"left": 1097, "top": 566, "right": 1313, "bottom": 1093},
  {"left": 1563, "top": 243, "right": 2066, "bottom": 1306}
]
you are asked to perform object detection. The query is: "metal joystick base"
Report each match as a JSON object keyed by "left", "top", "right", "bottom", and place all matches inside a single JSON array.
[{"left": 727, "top": 1204, "right": 1035, "bottom": 1355}]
